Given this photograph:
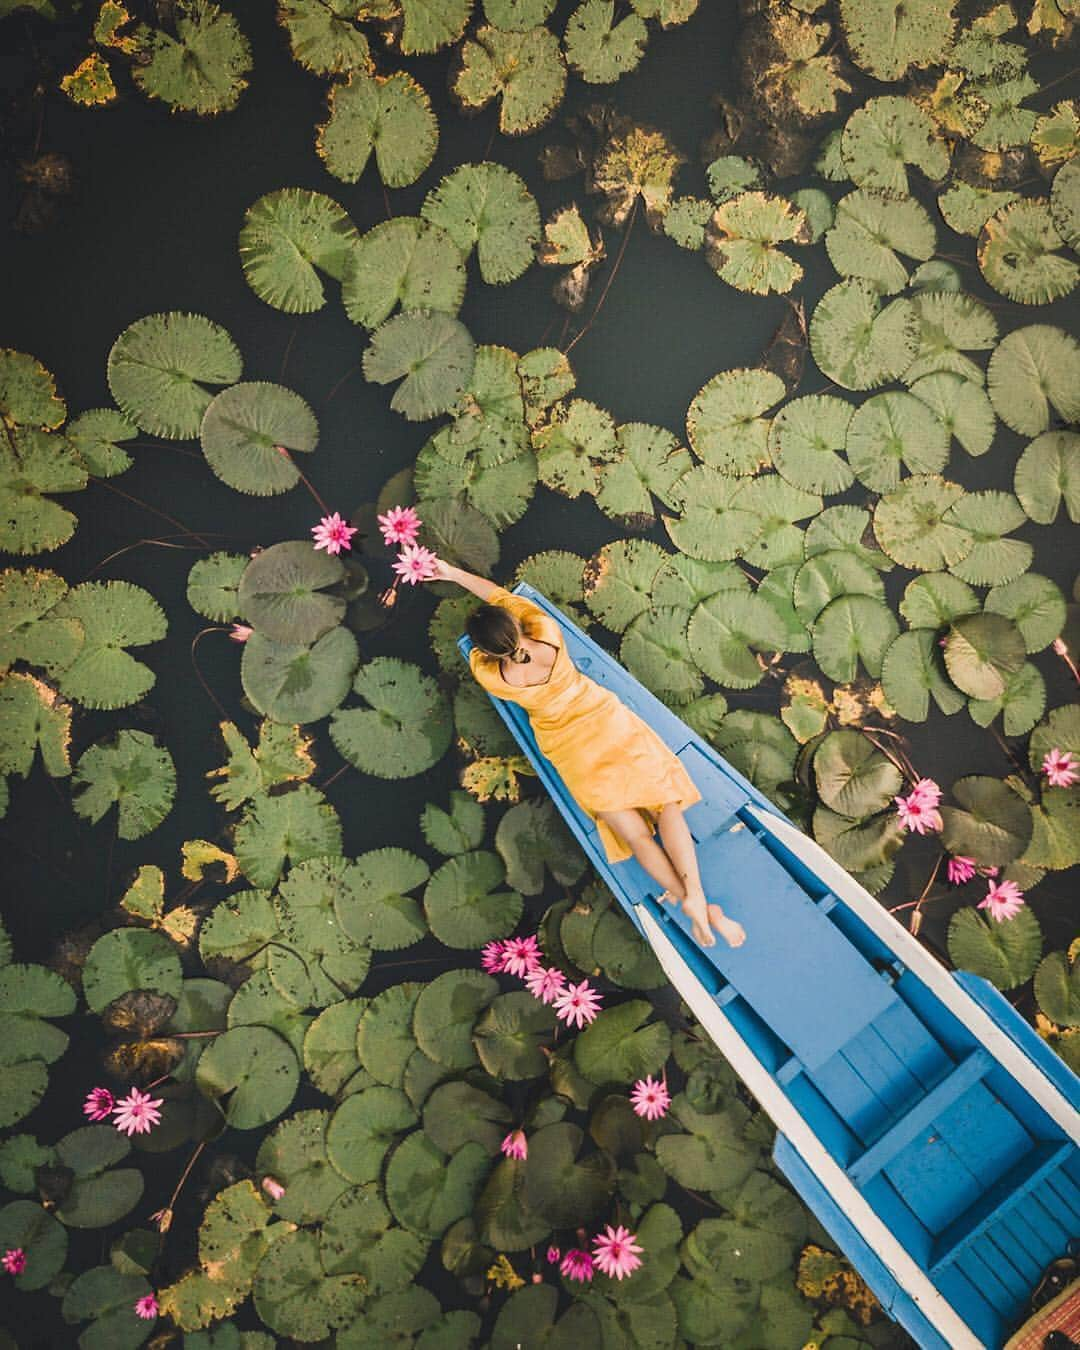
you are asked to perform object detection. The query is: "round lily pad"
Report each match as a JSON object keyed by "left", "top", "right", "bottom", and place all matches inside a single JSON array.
[
  {"left": 1014, "top": 431, "right": 1080, "bottom": 525},
  {"left": 978, "top": 198, "right": 1079, "bottom": 304},
  {"left": 413, "top": 969, "right": 499, "bottom": 1070},
  {"left": 321, "top": 1185, "right": 427, "bottom": 1293},
  {"left": 686, "top": 368, "right": 784, "bottom": 475},
  {"left": 825, "top": 189, "right": 935, "bottom": 293},
  {"left": 333, "top": 847, "right": 430, "bottom": 951},
  {"left": 357, "top": 984, "right": 422, "bottom": 1088},
  {"left": 239, "top": 541, "right": 345, "bottom": 644},
  {"left": 107, "top": 312, "right": 242, "bottom": 440},
  {"left": 423, "top": 1080, "right": 512, "bottom": 1156},
  {"left": 254, "top": 1110, "right": 349, "bottom": 1224},
  {"left": 945, "top": 491, "right": 1031, "bottom": 587},
  {"left": 327, "top": 1086, "right": 417, "bottom": 1183},
  {"left": 948, "top": 906, "right": 1042, "bottom": 991},
  {"left": 840, "top": 96, "right": 949, "bottom": 195},
  {"left": 253, "top": 1228, "right": 365, "bottom": 1340},
  {"left": 812, "top": 595, "right": 899, "bottom": 682},
  {"left": 620, "top": 606, "right": 702, "bottom": 704},
  {"left": 988, "top": 326, "right": 1080, "bottom": 437},
  {"left": 687, "top": 591, "right": 790, "bottom": 689},
  {"left": 768, "top": 394, "right": 854, "bottom": 495},
  {"left": 241, "top": 626, "right": 358, "bottom": 724},
  {"left": 385, "top": 1134, "right": 489, "bottom": 1239},
  {"left": 66, "top": 408, "right": 138, "bottom": 478},
  {"left": 0, "top": 1200, "right": 66, "bottom": 1291},
  {"left": 705, "top": 192, "right": 810, "bottom": 296},
  {"left": 421, "top": 163, "right": 540, "bottom": 285},
  {"left": 846, "top": 394, "right": 949, "bottom": 493},
  {"left": 317, "top": 70, "right": 438, "bottom": 188},
  {"left": 873, "top": 475, "right": 972, "bottom": 571},
  {"left": 186, "top": 552, "right": 247, "bottom": 622},
  {"left": 882, "top": 629, "right": 966, "bottom": 722},
  {"left": 809, "top": 280, "right": 918, "bottom": 391},
  {"left": 342, "top": 218, "right": 466, "bottom": 331},
  {"left": 473, "top": 989, "right": 556, "bottom": 1080},
  {"left": 331, "top": 658, "right": 451, "bottom": 778},
  {"left": 565, "top": 0, "right": 648, "bottom": 84},
  {"left": 904, "top": 292, "right": 998, "bottom": 386},
  {"left": 277, "top": 0, "right": 374, "bottom": 76},
  {"left": 132, "top": 3, "right": 251, "bottom": 114},
  {"left": 584, "top": 537, "right": 668, "bottom": 632},
  {"left": 985, "top": 574, "right": 1066, "bottom": 653},
  {"left": 968, "top": 661, "right": 1046, "bottom": 737},
  {"left": 941, "top": 775, "right": 1033, "bottom": 866},
  {"left": 838, "top": 0, "right": 955, "bottom": 82},
  {"left": 238, "top": 189, "right": 358, "bottom": 314},
  {"left": 195, "top": 1025, "right": 299, "bottom": 1129},
  {"left": 452, "top": 24, "right": 567, "bottom": 135},
  {"left": 909, "top": 373, "right": 996, "bottom": 458},
  {"left": 83, "top": 928, "right": 182, "bottom": 1013},
  {"left": 200, "top": 383, "right": 318, "bottom": 494},
  {"left": 1051, "top": 158, "right": 1080, "bottom": 251},
  {"left": 793, "top": 550, "right": 883, "bottom": 625},
  {"left": 423, "top": 850, "right": 522, "bottom": 948},
  {"left": 363, "top": 311, "right": 475, "bottom": 422},
  {"left": 233, "top": 784, "right": 342, "bottom": 889},
  {"left": 814, "top": 729, "right": 903, "bottom": 818},
  {"left": 944, "top": 612, "right": 1026, "bottom": 700}
]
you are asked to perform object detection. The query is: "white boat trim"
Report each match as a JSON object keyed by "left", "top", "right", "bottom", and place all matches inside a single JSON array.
[
  {"left": 747, "top": 807, "right": 1080, "bottom": 1145},
  {"left": 638, "top": 906, "right": 986, "bottom": 1350}
]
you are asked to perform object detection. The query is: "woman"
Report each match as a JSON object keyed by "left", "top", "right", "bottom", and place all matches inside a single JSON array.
[{"left": 430, "top": 560, "right": 746, "bottom": 950}]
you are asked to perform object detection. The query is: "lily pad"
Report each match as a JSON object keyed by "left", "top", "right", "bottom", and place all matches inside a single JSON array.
[
  {"left": 132, "top": 1, "right": 251, "bottom": 114},
  {"left": 838, "top": 0, "right": 955, "bottom": 81},
  {"left": 705, "top": 193, "right": 810, "bottom": 296},
  {"left": 826, "top": 189, "right": 935, "bottom": 293},
  {"left": 186, "top": 552, "right": 247, "bottom": 622},
  {"left": 793, "top": 550, "right": 883, "bottom": 625},
  {"left": 809, "top": 280, "right": 918, "bottom": 391},
  {"left": 873, "top": 475, "right": 972, "bottom": 571},
  {"left": 233, "top": 784, "right": 342, "bottom": 889},
  {"left": 978, "top": 198, "right": 1078, "bottom": 304},
  {"left": 242, "top": 626, "right": 358, "bottom": 724},
  {"left": 196, "top": 1024, "right": 299, "bottom": 1129},
  {"left": 385, "top": 1134, "right": 489, "bottom": 1239},
  {"left": 239, "top": 542, "right": 344, "bottom": 644},
  {"left": 201, "top": 382, "right": 318, "bottom": 494},
  {"left": 238, "top": 189, "right": 358, "bottom": 314},
  {"left": 326, "top": 1086, "right": 417, "bottom": 1184},
  {"left": 768, "top": 394, "right": 854, "bottom": 494},
  {"left": 317, "top": 70, "right": 437, "bottom": 187},
  {"left": 331, "top": 657, "right": 451, "bottom": 778},
  {"left": 53, "top": 580, "right": 165, "bottom": 710},
  {"left": 840, "top": 96, "right": 950, "bottom": 195},
  {"left": 939, "top": 180, "right": 1019, "bottom": 237},
  {"left": 1051, "top": 158, "right": 1080, "bottom": 251},
  {"left": 813, "top": 595, "right": 899, "bottom": 682},
  {"left": 473, "top": 989, "right": 556, "bottom": 1079},
  {"left": 687, "top": 590, "right": 791, "bottom": 689},
  {"left": 423, "top": 850, "right": 522, "bottom": 948},
  {"left": 422, "top": 163, "right": 539, "bottom": 285},
  {"left": 334, "top": 847, "right": 430, "bottom": 950},
  {"left": 66, "top": 408, "right": 138, "bottom": 478},
  {"left": 72, "top": 730, "right": 175, "bottom": 839},
  {"left": 495, "top": 796, "right": 588, "bottom": 893},
  {"left": 985, "top": 574, "right": 1066, "bottom": 653},
  {"left": 107, "top": 312, "right": 242, "bottom": 440},
  {"left": 988, "top": 326, "right": 1080, "bottom": 437},
  {"left": 423, "top": 1080, "right": 511, "bottom": 1156},
  {"left": 814, "top": 730, "right": 903, "bottom": 818},
  {"left": 940, "top": 775, "right": 1033, "bottom": 866},
  {"left": 945, "top": 491, "right": 1031, "bottom": 587},
  {"left": 575, "top": 1000, "right": 671, "bottom": 1084},
  {"left": 565, "top": 0, "right": 648, "bottom": 85},
  {"left": 904, "top": 292, "right": 998, "bottom": 386},
  {"left": 596, "top": 422, "right": 691, "bottom": 526},
  {"left": 364, "top": 311, "right": 476, "bottom": 422},
  {"left": 881, "top": 629, "right": 966, "bottom": 721},
  {"left": 686, "top": 368, "right": 784, "bottom": 475},
  {"left": 342, "top": 218, "right": 466, "bottom": 331},
  {"left": 908, "top": 372, "right": 996, "bottom": 457},
  {"left": 277, "top": 0, "right": 374, "bottom": 75},
  {"left": 0, "top": 350, "right": 65, "bottom": 429},
  {"left": 83, "top": 928, "right": 182, "bottom": 1013},
  {"left": 1014, "top": 431, "right": 1080, "bottom": 525},
  {"left": 948, "top": 906, "right": 1042, "bottom": 991},
  {"left": 944, "top": 612, "right": 1026, "bottom": 700},
  {"left": 452, "top": 24, "right": 566, "bottom": 134},
  {"left": 846, "top": 394, "right": 949, "bottom": 493},
  {"left": 357, "top": 984, "right": 422, "bottom": 1088},
  {"left": 584, "top": 537, "right": 668, "bottom": 632},
  {"left": 0, "top": 428, "right": 86, "bottom": 555},
  {"left": 414, "top": 969, "right": 499, "bottom": 1070},
  {"left": 968, "top": 661, "right": 1046, "bottom": 737},
  {"left": 620, "top": 606, "right": 702, "bottom": 704},
  {"left": 253, "top": 1228, "right": 364, "bottom": 1340},
  {"left": 0, "top": 673, "right": 72, "bottom": 779}
]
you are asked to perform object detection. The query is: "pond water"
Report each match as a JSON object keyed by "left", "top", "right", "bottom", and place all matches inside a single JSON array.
[{"left": 1, "top": 0, "right": 1078, "bottom": 1344}]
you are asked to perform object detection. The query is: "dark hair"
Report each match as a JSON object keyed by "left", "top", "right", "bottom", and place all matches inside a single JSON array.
[{"left": 466, "top": 603, "right": 520, "bottom": 657}]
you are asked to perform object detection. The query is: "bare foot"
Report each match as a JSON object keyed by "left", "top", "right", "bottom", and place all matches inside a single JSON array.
[
  {"left": 681, "top": 895, "right": 716, "bottom": 948},
  {"left": 708, "top": 904, "right": 746, "bottom": 948}
]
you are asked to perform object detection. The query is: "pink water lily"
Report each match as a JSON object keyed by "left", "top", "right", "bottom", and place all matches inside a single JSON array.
[
  {"left": 2, "top": 1249, "right": 26, "bottom": 1276},
  {"left": 393, "top": 543, "right": 439, "bottom": 585},
  {"left": 501, "top": 934, "right": 542, "bottom": 977},
  {"left": 525, "top": 964, "right": 567, "bottom": 1004},
  {"left": 559, "top": 1249, "right": 594, "bottom": 1282},
  {"left": 946, "top": 856, "right": 977, "bottom": 886},
  {"left": 546, "top": 1245, "right": 561, "bottom": 1264},
  {"left": 894, "top": 790, "right": 943, "bottom": 836},
  {"left": 552, "top": 979, "right": 603, "bottom": 1029},
  {"left": 500, "top": 1129, "right": 527, "bottom": 1160},
  {"left": 592, "top": 1224, "right": 643, "bottom": 1281},
  {"left": 909, "top": 778, "right": 942, "bottom": 808},
  {"left": 629, "top": 1074, "right": 671, "bottom": 1121},
  {"left": 1042, "top": 747, "right": 1078, "bottom": 788},
  {"left": 83, "top": 1086, "right": 115, "bottom": 1121},
  {"left": 112, "top": 1087, "right": 163, "bottom": 1137},
  {"left": 134, "top": 1294, "right": 158, "bottom": 1320},
  {"left": 377, "top": 504, "right": 422, "bottom": 546},
  {"left": 311, "top": 512, "right": 358, "bottom": 555},
  {"left": 978, "top": 879, "right": 1025, "bottom": 922},
  {"left": 229, "top": 623, "right": 252, "bottom": 643},
  {"left": 480, "top": 940, "right": 509, "bottom": 974},
  {"left": 261, "top": 1176, "right": 285, "bottom": 1201}
]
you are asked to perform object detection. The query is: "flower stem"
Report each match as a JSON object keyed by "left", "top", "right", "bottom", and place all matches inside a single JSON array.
[{"left": 564, "top": 197, "right": 638, "bottom": 357}]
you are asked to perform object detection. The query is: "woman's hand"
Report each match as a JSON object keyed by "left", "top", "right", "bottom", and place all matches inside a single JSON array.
[{"left": 423, "top": 557, "right": 458, "bottom": 584}]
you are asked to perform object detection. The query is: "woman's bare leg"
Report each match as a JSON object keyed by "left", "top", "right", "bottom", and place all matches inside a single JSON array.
[
  {"left": 657, "top": 804, "right": 746, "bottom": 949},
  {"left": 597, "top": 808, "right": 685, "bottom": 902}
]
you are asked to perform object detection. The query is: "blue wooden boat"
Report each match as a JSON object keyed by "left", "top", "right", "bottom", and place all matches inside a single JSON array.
[{"left": 460, "top": 583, "right": 1080, "bottom": 1350}]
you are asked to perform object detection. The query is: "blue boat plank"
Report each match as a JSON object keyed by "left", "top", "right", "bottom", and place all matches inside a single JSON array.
[
  {"left": 932, "top": 1082, "right": 1035, "bottom": 1188},
  {"left": 958, "top": 1242, "right": 1028, "bottom": 1311},
  {"left": 864, "top": 1009, "right": 951, "bottom": 1092},
  {"left": 1030, "top": 1179, "right": 1080, "bottom": 1237},
  {"left": 985, "top": 1224, "right": 1046, "bottom": 1292},
  {"left": 1002, "top": 1206, "right": 1070, "bottom": 1268},
  {"left": 842, "top": 1032, "right": 927, "bottom": 1120},
  {"left": 848, "top": 1050, "right": 993, "bottom": 1186},
  {"left": 884, "top": 1130, "right": 985, "bottom": 1234},
  {"left": 808, "top": 1051, "right": 900, "bottom": 1143},
  {"left": 935, "top": 1263, "right": 1004, "bottom": 1346}
]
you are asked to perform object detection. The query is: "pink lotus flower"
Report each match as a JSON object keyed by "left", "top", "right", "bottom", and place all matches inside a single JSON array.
[
  {"left": 592, "top": 1224, "right": 643, "bottom": 1281},
  {"left": 946, "top": 856, "right": 977, "bottom": 886},
  {"left": 83, "top": 1086, "right": 115, "bottom": 1121},
  {"left": 134, "top": 1294, "right": 158, "bottom": 1320},
  {"left": 312, "top": 512, "right": 358, "bottom": 556},
  {"left": 261, "top": 1176, "right": 285, "bottom": 1201},
  {"left": 377, "top": 504, "right": 422, "bottom": 547},
  {"left": 1042, "top": 747, "right": 1078, "bottom": 788},
  {"left": 629, "top": 1075, "right": 671, "bottom": 1121},
  {"left": 546, "top": 1246, "right": 561, "bottom": 1264},
  {"left": 553, "top": 979, "right": 603, "bottom": 1029},
  {"left": 909, "top": 778, "right": 942, "bottom": 808},
  {"left": 560, "top": 1249, "right": 594, "bottom": 1282},
  {"left": 501, "top": 1129, "right": 528, "bottom": 1160},
  {"left": 978, "top": 879, "right": 1025, "bottom": 922},
  {"left": 392, "top": 543, "right": 439, "bottom": 585},
  {"left": 501, "top": 935, "right": 542, "bottom": 977},
  {"left": 894, "top": 791, "right": 943, "bottom": 836},
  {"left": 480, "top": 940, "right": 509, "bottom": 974},
  {"left": 229, "top": 623, "right": 252, "bottom": 643},
  {"left": 2, "top": 1249, "right": 26, "bottom": 1276},
  {"left": 112, "top": 1087, "right": 163, "bottom": 1137},
  {"left": 525, "top": 964, "right": 567, "bottom": 1004}
]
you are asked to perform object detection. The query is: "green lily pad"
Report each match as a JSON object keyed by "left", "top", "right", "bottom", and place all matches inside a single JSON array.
[
  {"left": 908, "top": 373, "right": 996, "bottom": 457},
  {"left": 0, "top": 672, "right": 72, "bottom": 779},
  {"left": 333, "top": 847, "right": 430, "bottom": 951},
  {"left": 768, "top": 394, "right": 854, "bottom": 495},
  {"left": 422, "top": 163, "right": 540, "bottom": 285},
  {"left": 905, "top": 292, "right": 998, "bottom": 386},
  {"left": 423, "top": 850, "right": 522, "bottom": 948},
  {"left": 72, "top": 730, "right": 175, "bottom": 839},
  {"left": 1034, "top": 950, "right": 1080, "bottom": 1028},
  {"left": 357, "top": 984, "right": 422, "bottom": 1088},
  {"left": 276, "top": 0, "right": 374, "bottom": 75},
  {"left": 107, "top": 312, "right": 242, "bottom": 440},
  {"left": 331, "top": 657, "right": 451, "bottom": 778},
  {"left": 1051, "top": 158, "right": 1080, "bottom": 251},
  {"left": 971, "top": 74, "right": 1038, "bottom": 152},
  {"left": 533, "top": 398, "right": 618, "bottom": 498},
  {"left": 943, "top": 492, "right": 1030, "bottom": 587},
  {"left": 900, "top": 573, "right": 979, "bottom": 629},
  {"left": 473, "top": 989, "right": 556, "bottom": 1079},
  {"left": 523, "top": 1121, "right": 616, "bottom": 1228},
  {"left": 83, "top": 927, "right": 181, "bottom": 1013},
  {"left": 948, "top": 906, "right": 1042, "bottom": 991},
  {"left": 812, "top": 595, "right": 899, "bottom": 682},
  {"left": 495, "top": 797, "right": 588, "bottom": 893},
  {"left": 452, "top": 24, "right": 566, "bottom": 134},
  {"left": 978, "top": 198, "right": 1079, "bottom": 304},
  {"left": 414, "top": 440, "right": 537, "bottom": 529},
  {"left": 705, "top": 192, "right": 810, "bottom": 296},
  {"left": 364, "top": 311, "right": 476, "bottom": 422},
  {"left": 813, "top": 805, "right": 904, "bottom": 872},
  {"left": 664, "top": 195, "right": 713, "bottom": 249},
  {"left": 233, "top": 784, "right": 342, "bottom": 889},
  {"left": 988, "top": 326, "right": 1080, "bottom": 437},
  {"left": 809, "top": 280, "right": 918, "bottom": 391},
  {"left": 655, "top": 1095, "right": 759, "bottom": 1194},
  {"left": 52, "top": 580, "right": 165, "bottom": 710},
  {"left": 254, "top": 1110, "right": 349, "bottom": 1224},
  {"left": 574, "top": 999, "right": 671, "bottom": 1084},
  {"left": 241, "top": 626, "right": 358, "bottom": 724},
  {"left": 985, "top": 574, "right": 1066, "bottom": 653},
  {"left": 847, "top": 394, "right": 949, "bottom": 493},
  {"left": 131, "top": 1, "right": 251, "bottom": 114},
  {"left": 584, "top": 537, "right": 668, "bottom": 632},
  {"left": 62, "top": 1265, "right": 153, "bottom": 1348},
  {"left": 968, "top": 661, "right": 1045, "bottom": 737},
  {"left": 238, "top": 189, "right": 358, "bottom": 315},
  {"left": 814, "top": 730, "right": 903, "bottom": 819},
  {"left": 66, "top": 408, "right": 138, "bottom": 478},
  {"left": 620, "top": 606, "right": 702, "bottom": 704},
  {"left": 200, "top": 382, "right": 318, "bottom": 494},
  {"left": 714, "top": 710, "right": 797, "bottom": 797},
  {"left": 385, "top": 1134, "right": 490, "bottom": 1238},
  {"left": 186, "top": 552, "right": 247, "bottom": 622},
  {"left": 596, "top": 422, "right": 691, "bottom": 526},
  {"left": 423, "top": 1080, "right": 511, "bottom": 1156},
  {"left": 196, "top": 1024, "right": 299, "bottom": 1129},
  {"left": 940, "top": 775, "right": 1033, "bottom": 866},
  {"left": 687, "top": 590, "right": 791, "bottom": 689},
  {"left": 825, "top": 189, "right": 935, "bottom": 294},
  {"left": 686, "top": 368, "right": 784, "bottom": 475},
  {"left": 1024, "top": 788, "right": 1080, "bottom": 871},
  {"left": 253, "top": 1228, "right": 365, "bottom": 1340},
  {"left": 321, "top": 1184, "right": 427, "bottom": 1292},
  {"left": 0, "top": 1200, "right": 67, "bottom": 1291},
  {"left": 944, "top": 612, "right": 1026, "bottom": 700},
  {"left": 792, "top": 551, "right": 883, "bottom": 625},
  {"left": 882, "top": 629, "right": 967, "bottom": 722},
  {"left": 303, "top": 999, "right": 368, "bottom": 1098},
  {"left": 838, "top": 0, "right": 955, "bottom": 81},
  {"left": 414, "top": 969, "right": 499, "bottom": 1071},
  {"left": 342, "top": 218, "right": 466, "bottom": 331},
  {"left": 1014, "top": 430, "right": 1080, "bottom": 525},
  {"left": 840, "top": 96, "right": 950, "bottom": 194},
  {"left": 421, "top": 790, "right": 485, "bottom": 856},
  {"left": 0, "top": 428, "right": 87, "bottom": 555},
  {"left": 0, "top": 350, "right": 65, "bottom": 429},
  {"left": 706, "top": 156, "right": 762, "bottom": 205},
  {"left": 565, "top": 0, "right": 648, "bottom": 85},
  {"left": 239, "top": 541, "right": 345, "bottom": 644},
  {"left": 317, "top": 70, "right": 438, "bottom": 187},
  {"left": 939, "top": 180, "right": 1019, "bottom": 237},
  {"left": 873, "top": 475, "right": 972, "bottom": 571},
  {"left": 325, "top": 1087, "right": 416, "bottom": 1186},
  {"left": 490, "top": 1284, "right": 601, "bottom": 1348}
]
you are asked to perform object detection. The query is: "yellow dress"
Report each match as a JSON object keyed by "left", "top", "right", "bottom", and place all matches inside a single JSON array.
[{"left": 470, "top": 588, "right": 702, "bottom": 864}]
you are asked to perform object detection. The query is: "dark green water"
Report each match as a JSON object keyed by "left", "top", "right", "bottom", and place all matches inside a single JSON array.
[{"left": 1, "top": 0, "right": 1078, "bottom": 1343}]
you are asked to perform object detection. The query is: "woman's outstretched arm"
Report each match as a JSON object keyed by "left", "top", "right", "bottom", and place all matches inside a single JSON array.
[{"left": 427, "top": 560, "right": 502, "bottom": 601}]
